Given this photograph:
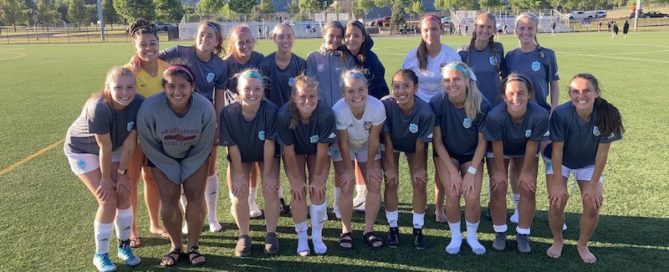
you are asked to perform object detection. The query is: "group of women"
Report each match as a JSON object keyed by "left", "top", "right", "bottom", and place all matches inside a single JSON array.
[{"left": 64, "top": 11, "right": 624, "bottom": 272}]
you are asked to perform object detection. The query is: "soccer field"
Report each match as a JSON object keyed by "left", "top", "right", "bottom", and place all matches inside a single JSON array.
[{"left": 0, "top": 31, "right": 668, "bottom": 271}]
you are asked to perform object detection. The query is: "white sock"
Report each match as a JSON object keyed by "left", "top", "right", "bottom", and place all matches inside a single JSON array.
[
  {"left": 466, "top": 221, "right": 486, "bottom": 255},
  {"left": 249, "top": 186, "right": 258, "bottom": 204},
  {"left": 512, "top": 193, "right": 520, "bottom": 210},
  {"left": 386, "top": 210, "right": 399, "bottom": 228},
  {"left": 295, "top": 221, "right": 310, "bottom": 256},
  {"left": 412, "top": 212, "right": 425, "bottom": 229},
  {"left": 310, "top": 202, "right": 328, "bottom": 254},
  {"left": 493, "top": 224, "right": 508, "bottom": 233},
  {"left": 278, "top": 185, "right": 284, "bottom": 199},
  {"left": 205, "top": 174, "right": 222, "bottom": 232},
  {"left": 114, "top": 208, "right": 133, "bottom": 241},
  {"left": 516, "top": 226, "right": 531, "bottom": 235},
  {"left": 446, "top": 221, "right": 462, "bottom": 254},
  {"left": 355, "top": 184, "right": 367, "bottom": 198},
  {"left": 180, "top": 188, "right": 187, "bottom": 213},
  {"left": 94, "top": 222, "right": 113, "bottom": 254},
  {"left": 333, "top": 187, "right": 341, "bottom": 210}
]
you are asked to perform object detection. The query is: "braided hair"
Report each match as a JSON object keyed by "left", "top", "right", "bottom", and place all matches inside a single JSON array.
[{"left": 467, "top": 12, "right": 500, "bottom": 72}]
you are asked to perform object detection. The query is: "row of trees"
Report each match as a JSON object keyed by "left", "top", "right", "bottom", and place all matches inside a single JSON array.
[{"left": 2, "top": 0, "right": 669, "bottom": 32}]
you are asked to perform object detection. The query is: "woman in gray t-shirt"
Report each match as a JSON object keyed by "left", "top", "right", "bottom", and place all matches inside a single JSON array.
[
  {"left": 63, "top": 67, "right": 142, "bottom": 271},
  {"left": 137, "top": 65, "right": 216, "bottom": 267}
]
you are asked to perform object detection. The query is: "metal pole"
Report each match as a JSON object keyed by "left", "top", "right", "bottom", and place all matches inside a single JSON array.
[
  {"left": 97, "top": 0, "right": 105, "bottom": 41},
  {"left": 634, "top": 0, "right": 641, "bottom": 30}
]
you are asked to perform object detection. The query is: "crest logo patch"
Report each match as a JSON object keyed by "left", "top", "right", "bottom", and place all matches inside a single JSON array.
[
  {"left": 409, "top": 123, "right": 418, "bottom": 133},
  {"left": 206, "top": 72, "right": 215, "bottom": 83},
  {"left": 531, "top": 61, "right": 541, "bottom": 72},
  {"left": 258, "top": 130, "right": 265, "bottom": 141},
  {"left": 310, "top": 135, "right": 319, "bottom": 143},
  {"left": 463, "top": 118, "right": 472, "bottom": 128}
]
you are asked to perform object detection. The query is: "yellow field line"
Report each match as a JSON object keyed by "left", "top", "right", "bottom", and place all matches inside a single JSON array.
[{"left": 0, "top": 139, "right": 64, "bottom": 176}]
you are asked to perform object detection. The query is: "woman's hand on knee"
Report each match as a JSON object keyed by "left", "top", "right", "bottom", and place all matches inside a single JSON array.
[{"left": 96, "top": 177, "right": 116, "bottom": 201}]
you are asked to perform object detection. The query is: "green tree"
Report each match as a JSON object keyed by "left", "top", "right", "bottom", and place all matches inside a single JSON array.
[
  {"left": 252, "top": 0, "right": 273, "bottom": 19},
  {"left": 113, "top": 0, "right": 155, "bottom": 23},
  {"left": 55, "top": 0, "right": 68, "bottom": 22},
  {"left": 67, "top": 0, "right": 87, "bottom": 28},
  {"left": 229, "top": 0, "right": 256, "bottom": 14},
  {"left": 390, "top": 0, "right": 409, "bottom": 31},
  {"left": 479, "top": 0, "right": 504, "bottom": 11},
  {"left": 36, "top": 0, "right": 60, "bottom": 27},
  {"left": 356, "top": 0, "right": 374, "bottom": 17},
  {"left": 508, "top": 0, "right": 551, "bottom": 11},
  {"left": 1, "top": 0, "right": 27, "bottom": 31},
  {"left": 437, "top": 0, "right": 478, "bottom": 10},
  {"left": 374, "top": 0, "right": 393, "bottom": 8},
  {"left": 102, "top": 0, "right": 117, "bottom": 28},
  {"left": 411, "top": 0, "right": 423, "bottom": 14},
  {"left": 154, "top": 0, "right": 183, "bottom": 22},
  {"left": 196, "top": 0, "right": 224, "bottom": 17},
  {"left": 220, "top": 3, "right": 238, "bottom": 20}
]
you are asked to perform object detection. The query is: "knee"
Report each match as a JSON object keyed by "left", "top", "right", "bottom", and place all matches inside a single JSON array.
[
  {"left": 340, "top": 183, "right": 355, "bottom": 195},
  {"left": 366, "top": 182, "right": 381, "bottom": 195},
  {"left": 385, "top": 182, "right": 398, "bottom": 193},
  {"left": 465, "top": 194, "right": 480, "bottom": 205},
  {"left": 262, "top": 183, "right": 279, "bottom": 198},
  {"left": 99, "top": 196, "right": 118, "bottom": 210}
]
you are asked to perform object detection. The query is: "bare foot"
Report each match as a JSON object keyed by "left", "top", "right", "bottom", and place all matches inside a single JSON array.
[
  {"left": 577, "top": 245, "right": 597, "bottom": 263},
  {"left": 546, "top": 242, "right": 563, "bottom": 258},
  {"left": 150, "top": 227, "right": 170, "bottom": 239}
]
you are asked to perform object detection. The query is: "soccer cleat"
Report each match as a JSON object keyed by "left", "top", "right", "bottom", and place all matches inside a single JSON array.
[
  {"left": 93, "top": 253, "right": 117, "bottom": 272},
  {"left": 412, "top": 228, "right": 426, "bottom": 249},
  {"left": 117, "top": 244, "right": 141, "bottom": 267},
  {"left": 516, "top": 233, "right": 532, "bottom": 253},
  {"left": 387, "top": 227, "right": 400, "bottom": 248},
  {"left": 492, "top": 232, "right": 507, "bottom": 251}
]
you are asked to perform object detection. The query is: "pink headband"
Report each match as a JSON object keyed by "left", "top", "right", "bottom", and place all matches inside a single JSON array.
[{"left": 163, "top": 65, "right": 194, "bottom": 81}]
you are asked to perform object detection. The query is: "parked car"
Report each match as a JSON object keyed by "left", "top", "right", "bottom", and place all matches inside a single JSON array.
[
  {"left": 568, "top": 11, "right": 594, "bottom": 20},
  {"left": 595, "top": 10, "right": 607, "bottom": 18},
  {"left": 374, "top": 16, "right": 391, "bottom": 27},
  {"left": 642, "top": 12, "right": 669, "bottom": 18},
  {"left": 441, "top": 16, "right": 451, "bottom": 24}
]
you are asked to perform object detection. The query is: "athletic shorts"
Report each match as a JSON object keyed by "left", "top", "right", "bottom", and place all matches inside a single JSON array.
[
  {"left": 485, "top": 152, "right": 538, "bottom": 159},
  {"left": 433, "top": 151, "right": 473, "bottom": 166},
  {"left": 543, "top": 157, "right": 604, "bottom": 183},
  {"left": 330, "top": 144, "right": 381, "bottom": 162},
  {"left": 65, "top": 149, "right": 122, "bottom": 176}
]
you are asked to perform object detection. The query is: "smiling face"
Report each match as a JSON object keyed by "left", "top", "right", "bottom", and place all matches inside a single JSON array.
[
  {"left": 421, "top": 17, "right": 442, "bottom": 46},
  {"left": 163, "top": 73, "right": 195, "bottom": 111},
  {"left": 294, "top": 85, "right": 319, "bottom": 117},
  {"left": 442, "top": 69, "right": 467, "bottom": 100},
  {"left": 108, "top": 74, "right": 137, "bottom": 109},
  {"left": 344, "top": 25, "right": 364, "bottom": 54},
  {"left": 568, "top": 77, "right": 599, "bottom": 112},
  {"left": 273, "top": 26, "right": 294, "bottom": 53},
  {"left": 323, "top": 27, "right": 343, "bottom": 50},
  {"left": 196, "top": 24, "right": 220, "bottom": 53},
  {"left": 474, "top": 15, "right": 495, "bottom": 42},
  {"left": 504, "top": 80, "right": 530, "bottom": 115},
  {"left": 343, "top": 77, "right": 368, "bottom": 110},
  {"left": 238, "top": 77, "right": 264, "bottom": 107},
  {"left": 391, "top": 73, "right": 417, "bottom": 107},
  {"left": 515, "top": 17, "right": 537, "bottom": 45},
  {"left": 233, "top": 30, "right": 255, "bottom": 57},
  {"left": 134, "top": 33, "right": 159, "bottom": 63}
]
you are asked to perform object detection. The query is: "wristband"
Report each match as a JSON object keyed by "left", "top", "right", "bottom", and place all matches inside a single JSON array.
[
  {"left": 467, "top": 166, "right": 477, "bottom": 175},
  {"left": 117, "top": 168, "right": 128, "bottom": 175}
]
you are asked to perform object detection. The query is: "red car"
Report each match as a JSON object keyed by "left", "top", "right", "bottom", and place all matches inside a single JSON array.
[{"left": 374, "top": 16, "right": 391, "bottom": 27}]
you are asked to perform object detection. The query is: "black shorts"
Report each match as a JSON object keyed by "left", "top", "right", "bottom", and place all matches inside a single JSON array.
[{"left": 433, "top": 152, "right": 473, "bottom": 166}]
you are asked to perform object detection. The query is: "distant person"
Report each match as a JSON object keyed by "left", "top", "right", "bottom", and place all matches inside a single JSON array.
[
  {"left": 598, "top": 21, "right": 602, "bottom": 32},
  {"left": 545, "top": 73, "right": 624, "bottom": 263},
  {"left": 623, "top": 20, "right": 630, "bottom": 38},
  {"left": 551, "top": 21, "right": 556, "bottom": 35},
  {"left": 612, "top": 23, "right": 619, "bottom": 38},
  {"left": 64, "top": 67, "right": 142, "bottom": 272},
  {"left": 137, "top": 64, "right": 216, "bottom": 267},
  {"left": 402, "top": 15, "right": 461, "bottom": 227}
]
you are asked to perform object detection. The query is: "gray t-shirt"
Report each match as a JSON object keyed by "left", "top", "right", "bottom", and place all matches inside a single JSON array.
[
  {"left": 430, "top": 94, "right": 491, "bottom": 158},
  {"left": 305, "top": 46, "right": 356, "bottom": 107},
  {"left": 550, "top": 102, "right": 622, "bottom": 169},
  {"left": 276, "top": 102, "right": 337, "bottom": 155},
  {"left": 459, "top": 42, "right": 505, "bottom": 107},
  {"left": 159, "top": 45, "right": 227, "bottom": 101},
  {"left": 219, "top": 100, "right": 278, "bottom": 162},
  {"left": 223, "top": 51, "right": 265, "bottom": 95},
  {"left": 381, "top": 96, "right": 435, "bottom": 153},
  {"left": 65, "top": 95, "right": 144, "bottom": 155},
  {"left": 258, "top": 52, "right": 307, "bottom": 106},
  {"left": 137, "top": 92, "right": 216, "bottom": 184},
  {"left": 483, "top": 102, "right": 549, "bottom": 156},
  {"left": 503, "top": 47, "right": 560, "bottom": 112}
]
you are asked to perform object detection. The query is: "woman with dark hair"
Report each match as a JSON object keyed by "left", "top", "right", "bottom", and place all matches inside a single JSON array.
[
  {"left": 402, "top": 14, "right": 461, "bottom": 224},
  {"left": 64, "top": 67, "right": 143, "bottom": 272},
  {"left": 137, "top": 64, "right": 216, "bottom": 267},
  {"left": 159, "top": 21, "right": 227, "bottom": 233},
  {"left": 545, "top": 73, "right": 624, "bottom": 263}
]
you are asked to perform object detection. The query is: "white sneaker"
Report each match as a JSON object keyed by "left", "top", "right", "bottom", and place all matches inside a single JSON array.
[
  {"left": 509, "top": 209, "right": 519, "bottom": 224},
  {"left": 249, "top": 200, "right": 263, "bottom": 218},
  {"left": 563, "top": 223, "right": 568, "bottom": 231},
  {"left": 352, "top": 192, "right": 365, "bottom": 208},
  {"left": 354, "top": 201, "right": 366, "bottom": 212},
  {"left": 181, "top": 222, "right": 188, "bottom": 235}
]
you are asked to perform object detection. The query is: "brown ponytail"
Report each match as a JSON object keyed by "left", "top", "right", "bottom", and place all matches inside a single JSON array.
[{"left": 572, "top": 73, "right": 625, "bottom": 137}]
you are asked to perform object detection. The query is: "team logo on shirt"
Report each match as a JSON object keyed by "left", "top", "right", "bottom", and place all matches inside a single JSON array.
[
  {"left": 409, "top": 123, "right": 418, "bottom": 133},
  {"left": 489, "top": 56, "right": 497, "bottom": 66},
  {"left": 364, "top": 121, "right": 372, "bottom": 131},
  {"left": 531, "top": 61, "right": 541, "bottom": 72},
  {"left": 463, "top": 118, "right": 472, "bottom": 128},
  {"left": 127, "top": 121, "right": 134, "bottom": 132},
  {"left": 525, "top": 129, "right": 532, "bottom": 138},
  {"left": 317, "top": 64, "right": 325, "bottom": 73},
  {"left": 310, "top": 135, "right": 319, "bottom": 143},
  {"left": 206, "top": 72, "right": 215, "bottom": 83},
  {"left": 593, "top": 126, "right": 601, "bottom": 136},
  {"left": 288, "top": 77, "right": 296, "bottom": 87},
  {"left": 258, "top": 130, "right": 266, "bottom": 141}
]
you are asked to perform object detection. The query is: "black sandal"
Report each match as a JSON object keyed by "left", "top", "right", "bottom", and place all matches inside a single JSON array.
[
  {"left": 339, "top": 232, "right": 353, "bottom": 250},
  {"left": 188, "top": 246, "right": 206, "bottom": 266},
  {"left": 160, "top": 247, "right": 183, "bottom": 267},
  {"left": 363, "top": 232, "right": 384, "bottom": 250}
]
